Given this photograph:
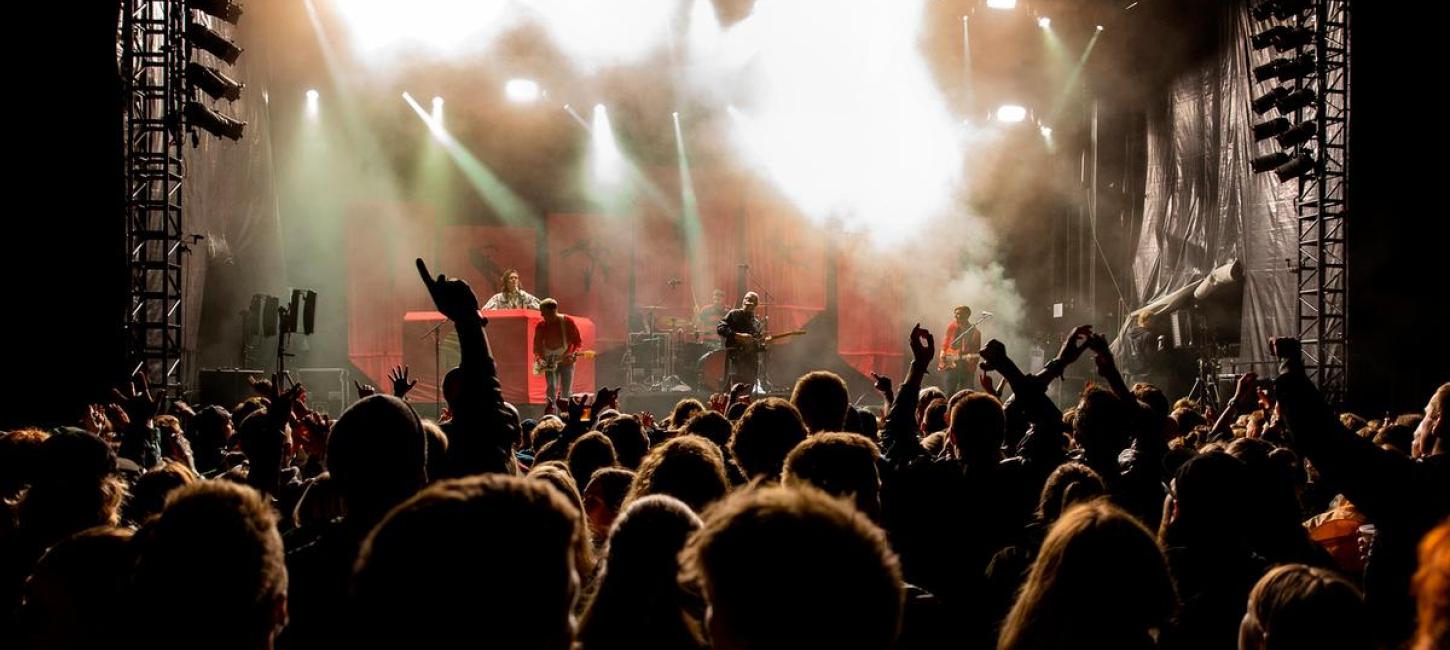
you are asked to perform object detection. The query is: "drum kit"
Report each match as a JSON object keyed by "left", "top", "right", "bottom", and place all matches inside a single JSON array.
[{"left": 624, "top": 305, "right": 719, "bottom": 392}]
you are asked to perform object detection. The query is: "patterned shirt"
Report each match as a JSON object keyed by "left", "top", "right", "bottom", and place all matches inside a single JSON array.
[{"left": 482, "top": 290, "right": 541, "bottom": 311}]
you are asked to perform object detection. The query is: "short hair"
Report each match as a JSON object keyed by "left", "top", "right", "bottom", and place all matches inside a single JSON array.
[
  {"left": 1246, "top": 564, "right": 1370, "bottom": 650},
  {"left": 0, "top": 427, "right": 49, "bottom": 497},
  {"left": 670, "top": 399, "right": 706, "bottom": 431},
  {"left": 791, "top": 371, "right": 850, "bottom": 434},
  {"left": 352, "top": 475, "right": 588, "bottom": 649},
  {"left": 540, "top": 298, "right": 559, "bottom": 312},
  {"left": 783, "top": 433, "right": 883, "bottom": 520},
  {"left": 1035, "top": 462, "right": 1106, "bottom": 526},
  {"left": 327, "top": 395, "right": 427, "bottom": 524},
  {"left": 922, "top": 400, "right": 948, "bottom": 433},
  {"left": 683, "top": 485, "right": 904, "bottom": 650},
  {"left": 19, "top": 526, "right": 135, "bottom": 648},
  {"left": 954, "top": 305, "right": 971, "bottom": 317},
  {"left": 728, "top": 398, "right": 808, "bottom": 480},
  {"left": 1414, "top": 520, "right": 1450, "bottom": 650},
  {"left": 583, "top": 468, "right": 635, "bottom": 517},
  {"left": 1170, "top": 407, "right": 1207, "bottom": 435},
  {"left": 626, "top": 435, "right": 729, "bottom": 514},
  {"left": 567, "top": 431, "right": 618, "bottom": 490},
  {"left": 531, "top": 416, "right": 565, "bottom": 450},
  {"left": 600, "top": 415, "right": 649, "bottom": 470},
  {"left": 133, "top": 482, "right": 286, "bottom": 649},
  {"left": 1374, "top": 422, "right": 1414, "bottom": 456},
  {"left": 124, "top": 460, "right": 199, "bottom": 525},
  {"left": 681, "top": 410, "right": 733, "bottom": 449},
  {"left": 1073, "top": 387, "right": 1128, "bottom": 455},
  {"left": 1131, "top": 383, "right": 1170, "bottom": 421},
  {"left": 948, "top": 392, "right": 1006, "bottom": 462},
  {"left": 998, "top": 501, "right": 1176, "bottom": 650}
]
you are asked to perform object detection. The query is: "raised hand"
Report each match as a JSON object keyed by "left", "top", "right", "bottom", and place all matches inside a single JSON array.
[
  {"left": 1057, "top": 325, "right": 1095, "bottom": 365},
  {"left": 909, "top": 324, "right": 935, "bottom": 373},
  {"left": 248, "top": 375, "right": 274, "bottom": 398},
  {"left": 354, "top": 380, "right": 376, "bottom": 400},
  {"left": 870, "top": 372, "right": 893, "bottom": 395},
  {"left": 1086, "top": 333, "right": 1116, "bottom": 372},
  {"left": 1231, "top": 372, "right": 1258, "bottom": 408},
  {"left": 417, "top": 258, "right": 483, "bottom": 325},
  {"left": 595, "top": 386, "right": 621, "bottom": 412},
  {"left": 979, "top": 371, "right": 1001, "bottom": 398},
  {"left": 389, "top": 365, "right": 418, "bottom": 398},
  {"left": 171, "top": 399, "right": 197, "bottom": 419},
  {"left": 82, "top": 404, "right": 108, "bottom": 434},
  {"left": 567, "top": 394, "right": 591, "bottom": 423},
  {"left": 729, "top": 382, "right": 753, "bottom": 404},
  {"left": 112, "top": 371, "right": 163, "bottom": 428},
  {"left": 708, "top": 392, "right": 729, "bottom": 413},
  {"left": 639, "top": 411, "right": 656, "bottom": 429},
  {"left": 978, "top": 339, "right": 1008, "bottom": 373}
]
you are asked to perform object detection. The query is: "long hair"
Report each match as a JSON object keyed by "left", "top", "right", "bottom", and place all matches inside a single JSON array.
[
  {"left": 999, "top": 500, "right": 1177, "bottom": 650},
  {"left": 497, "top": 268, "right": 520, "bottom": 293}
]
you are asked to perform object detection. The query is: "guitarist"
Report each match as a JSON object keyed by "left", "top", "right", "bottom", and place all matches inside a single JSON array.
[
  {"left": 717, "top": 291, "right": 765, "bottom": 390},
  {"left": 940, "top": 305, "right": 983, "bottom": 396},
  {"left": 533, "top": 298, "right": 584, "bottom": 410}
]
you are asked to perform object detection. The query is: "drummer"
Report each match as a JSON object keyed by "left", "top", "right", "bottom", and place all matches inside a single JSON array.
[{"left": 696, "top": 289, "right": 729, "bottom": 333}]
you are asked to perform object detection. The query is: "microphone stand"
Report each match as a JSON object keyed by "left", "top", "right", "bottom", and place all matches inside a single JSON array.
[{"left": 422, "top": 319, "right": 447, "bottom": 419}]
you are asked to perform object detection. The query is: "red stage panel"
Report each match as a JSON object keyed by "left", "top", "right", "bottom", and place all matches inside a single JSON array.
[{"left": 402, "top": 310, "right": 595, "bottom": 405}]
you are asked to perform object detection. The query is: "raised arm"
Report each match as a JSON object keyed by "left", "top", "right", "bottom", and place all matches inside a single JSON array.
[{"left": 881, "top": 324, "right": 933, "bottom": 464}]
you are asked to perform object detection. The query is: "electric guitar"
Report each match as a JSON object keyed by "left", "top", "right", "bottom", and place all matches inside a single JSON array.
[
  {"left": 736, "top": 329, "right": 807, "bottom": 352},
  {"left": 534, "top": 350, "right": 595, "bottom": 375},
  {"left": 939, "top": 313, "right": 993, "bottom": 371}
]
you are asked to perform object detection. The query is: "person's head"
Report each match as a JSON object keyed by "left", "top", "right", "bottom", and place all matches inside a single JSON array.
[
  {"left": 1413, "top": 520, "right": 1450, "bottom": 650},
  {"left": 19, "top": 526, "right": 134, "bottom": 649},
  {"left": 540, "top": 297, "right": 560, "bottom": 321},
  {"left": 683, "top": 410, "right": 734, "bottom": 450},
  {"left": 683, "top": 485, "right": 904, "bottom": 650},
  {"left": 600, "top": 414, "right": 649, "bottom": 469},
  {"left": 1170, "top": 407, "right": 1207, "bottom": 438},
  {"left": 124, "top": 461, "right": 199, "bottom": 525},
  {"left": 920, "top": 430, "right": 948, "bottom": 457},
  {"left": 1239, "top": 563, "right": 1369, "bottom": 650},
  {"left": 21, "top": 429, "right": 124, "bottom": 546},
  {"left": 948, "top": 392, "right": 1006, "bottom": 463},
  {"left": 1036, "top": 462, "right": 1106, "bottom": 526},
  {"left": 954, "top": 305, "right": 971, "bottom": 324},
  {"left": 567, "top": 431, "right": 618, "bottom": 490},
  {"left": 671, "top": 398, "right": 707, "bottom": 431},
  {"left": 728, "top": 397, "right": 808, "bottom": 480},
  {"left": 1166, "top": 451, "right": 1252, "bottom": 547},
  {"left": 1073, "top": 386, "right": 1129, "bottom": 457},
  {"left": 741, "top": 291, "right": 759, "bottom": 312},
  {"left": 236, "top": 410, "right": 291, "bottom": 481},
  {"left": 583, "top": 467, "right": 636, "bottom": 543},
  {"left": 532, "top": 415, "right": 566, "bottom": 451},
  {"left": 327, "top": 394, "right": 428, "bottom": 526},
  {"left": 626, "top": 435, "right": 729, "bottom": 514},
  {"left": 791, "top": 371, "right": 849, "bottom": 434},
  {"left": 529, "top": 461, "right": 587, "bottom": 527},
  {"left": 1413, "top": 382, "right": 1450, "bottom": 458},
  {"left": 712, "top": 289, "right": 726, "bottom": 305},
  {"left": 782, "top": 433, "right": 882, "bottom": 520},
  {"left": 1000, "top": 501, "right": 1176, "bottom": 650},
  {"left": 133, "top": 482, "right": 287, "bottom": 650},
  {"left": 0, "top": 427, "right": 49, "bottom": 499},
  {"left": 501, "top": 268, "right": 521, "bottom": 293},
  {"left": 353, "top": 475, "right": 588, "bottom": 650},
  {"left": 578, "top": 494, "right": 706, "bottom": 650},
  {"left": 922, "top": 399, "right": 948, "bottom": 434},
  {"left": 189, "top": 405, "right": 234, "bottom": 472}
]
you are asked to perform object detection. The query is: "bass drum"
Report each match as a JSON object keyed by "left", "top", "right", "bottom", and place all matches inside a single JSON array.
[{"left": 696, "top": 349, "right": 728, "bottom": 393}]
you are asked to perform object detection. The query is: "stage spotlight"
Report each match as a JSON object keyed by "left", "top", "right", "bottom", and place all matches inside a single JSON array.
[
  {"left": 1251, "top": 26, "right": 1287, "bottom": 50},
  {"left": 431, "top": 96, "right": 444, "bottom": 129},
  {"left": 188, "top": 0, "right": 244, "bottom": 24},
  {"left": 505, "top": 79, "right": 540, "bottom": 103},
  {"left": 1039, "top": 125, "right": 1052, "bottom": 138},
  {"left": 1253, "top": 58, "right": 1287, "bottom": 83},
  {"left": 1095, "top": 25, "right": 1104, "bottom": 31},
  {"left": 1275, "top": 88, "right": 1315, "bottom": 114},
  {"left": 1274, "top": 152, "right": 1315, "bottom": 181},
  {"left": 1252, "top": 151, "right": 1291, "bottom": 173},
  {"left": 986, "top": 0, "right": 1017, "bottom": 9},
  {"left": 1252, "top": 117, "right": 1290, "bottom": 142},
  {"left": 184, "top": 101, "right": 246, "bottom": 140},
  {"left": 1275, "top": 120, "right": 1316, "bottom": 148},
  {"left": 187, "top": 21, "right": 242, "bottom": 64},
  {"left": 996, "top": 104, "right": 1027, "bottom": 122},
  {"left": 306, "top": 89, "right": 319, "bottom": 116},
  {"left": 186, "top": 62, "right": 243, "bottom": 101},
  {"left": 1276, "top": 53, "right": 1315, "bottom": 81},
  {"left": 1273, "top": 26, "right": 1314, "bottom": 51},
  {"left": 1251, "top": 87, "right": 1289, "bottom": 114},
  {"left": 1037, "top": 16, "right": 1051, "bottom": 29}
]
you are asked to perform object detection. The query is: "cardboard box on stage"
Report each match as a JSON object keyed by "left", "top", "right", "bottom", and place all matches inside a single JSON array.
[{"left": 402, "top": 309, "right": 596, "bottom": 405}]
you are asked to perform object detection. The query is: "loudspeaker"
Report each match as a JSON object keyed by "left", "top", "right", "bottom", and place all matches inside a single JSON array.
[
  {"left": 262, "top": 296, "right": 279, "bottom": 336},
  {"left": 301, "top": 290, "right": 318, "bottom": 335}
]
